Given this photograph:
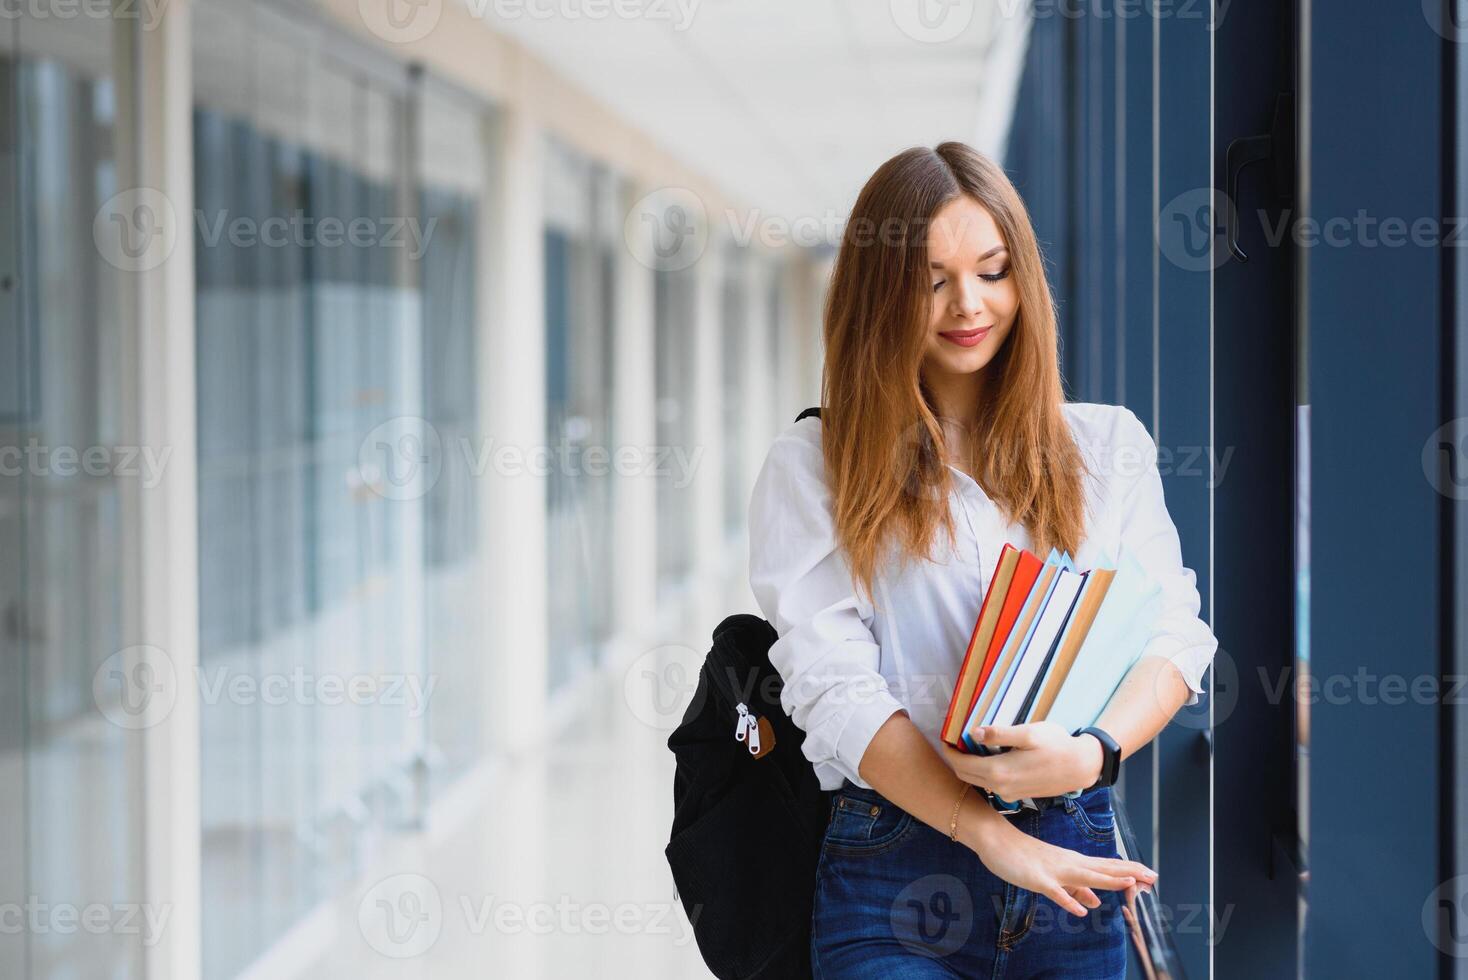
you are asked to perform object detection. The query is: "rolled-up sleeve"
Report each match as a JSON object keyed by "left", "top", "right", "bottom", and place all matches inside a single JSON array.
[
  {"left": 1114, "top": 407, "right": 1219, "bottom": 704},
  {"left": 748, "top": 426, "right": 905, "bottom": 789}
]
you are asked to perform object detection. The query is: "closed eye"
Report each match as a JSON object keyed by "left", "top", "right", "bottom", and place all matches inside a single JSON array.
[{"left": 933, "top": 267, "right": 1010, "bottom": 291}]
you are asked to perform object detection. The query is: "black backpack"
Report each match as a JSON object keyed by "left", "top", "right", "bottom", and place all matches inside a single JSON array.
[{"left": 664, "top": 407, "right": 831, "bottom": 980}]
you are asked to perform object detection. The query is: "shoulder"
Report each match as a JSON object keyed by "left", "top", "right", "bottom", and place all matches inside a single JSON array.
[
  {"left": 1061, "top": 401, "right": 1152, "bottom": 452},
  {"left": 752, "top": 414, "right": 828, "bottom": 500},
  {"left": 1061, "top": 400, "right": 1144, "bottom": 436},
  {"left": 1060, "top": 402, "right": 1157, "bottom": 488},
  {"left": 761, "top": 414, "right": 825, "bottom": 472},
  {"left": 749, "top": 415, "right": 841, "bottom": 551},
  {"left": 780, "top": 412, "right": 824, "bottom": 448}
]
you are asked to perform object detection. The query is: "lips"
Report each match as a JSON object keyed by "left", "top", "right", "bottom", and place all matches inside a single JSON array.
[{"left": 938, "top": 326, "right": 993, "bottom": 348}]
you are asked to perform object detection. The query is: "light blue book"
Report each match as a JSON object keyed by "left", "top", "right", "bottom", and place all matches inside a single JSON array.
[{"left": 1042, "top": 545, "right": 1164, "bottom": 733}]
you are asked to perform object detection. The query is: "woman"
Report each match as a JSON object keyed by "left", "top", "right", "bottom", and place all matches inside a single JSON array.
[{"left": 747, "top": 142, "right": 1218, "bottom": 978}]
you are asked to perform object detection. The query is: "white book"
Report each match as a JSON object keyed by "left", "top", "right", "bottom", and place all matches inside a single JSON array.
[{"left": 989, "top": 568, "right": 1086, "bottom": 727}]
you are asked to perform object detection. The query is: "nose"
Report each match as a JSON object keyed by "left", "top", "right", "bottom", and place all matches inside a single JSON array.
[{"left": 950, "top": 275, "right": 985, "bottom": 320}]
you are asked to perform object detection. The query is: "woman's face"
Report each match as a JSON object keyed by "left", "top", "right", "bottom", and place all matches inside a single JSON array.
[{"left": 920, "top": 195, "right": 1018, "bottom": 381}]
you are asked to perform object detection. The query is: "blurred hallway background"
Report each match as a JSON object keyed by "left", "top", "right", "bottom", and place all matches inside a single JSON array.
[
  {"left": 0, "top": 2, "right": 1028, "bottom": 976},
  {"left": 3, "top": 1, "right": 1466, "bottom": 978}
]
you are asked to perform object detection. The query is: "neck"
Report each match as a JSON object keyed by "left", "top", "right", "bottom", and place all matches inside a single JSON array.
[{"left": 923, "top": 367, "right": 986, "bottom": 431}]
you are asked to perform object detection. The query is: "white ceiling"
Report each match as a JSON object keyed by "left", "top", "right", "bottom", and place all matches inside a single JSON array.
[{"left": 473, "top": 0, "right": 1034, "bottom": 246}]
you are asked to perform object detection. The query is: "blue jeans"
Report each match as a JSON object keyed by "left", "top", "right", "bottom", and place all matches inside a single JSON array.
[{"left": 811, "top": 782, "right": 1126, "bottom": 979}]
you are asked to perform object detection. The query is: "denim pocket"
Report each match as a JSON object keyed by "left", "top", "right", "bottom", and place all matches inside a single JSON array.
[
  {"left": 1064, "top": 787, "right": 1116, "bottom": 844},
  {"left": 822, "top": 786, "right": 915, "bottom": 854}
]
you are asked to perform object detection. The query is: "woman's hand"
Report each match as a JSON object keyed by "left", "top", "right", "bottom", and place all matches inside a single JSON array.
[
  {"left": 959, "top": 801, "right": 1157, "bottom": 917},
  {"left": 941, "top": 721, "right": 1103, "bottom": 800}
]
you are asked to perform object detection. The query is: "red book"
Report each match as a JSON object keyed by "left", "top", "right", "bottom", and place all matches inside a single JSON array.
[
  {"left": 941, "top": 545, "right": 1015, "bottom": 744},
  {"left": 976, "top": 549, "right": 1045, "bottom": 693},
  {"left": 941, "top": 546, "right": 1046, "bottom": 749}
]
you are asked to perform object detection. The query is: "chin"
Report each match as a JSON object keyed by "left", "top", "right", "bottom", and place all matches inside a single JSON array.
[{"left": 931, "top": 345, "right": 996, "bottom": 376}]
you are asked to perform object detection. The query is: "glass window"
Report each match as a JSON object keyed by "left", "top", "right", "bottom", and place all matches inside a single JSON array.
[
  {"left": 654, "top": 264, "right": 697, "bottom": 596},
  {"left": 192, "top": 4, "right": 486, "bottom": 974},
  {"left": 543, "top": 137, "right": 618, "bottom": 691},
  {"left": 721, "top": 245, "right": 749, "bottom": 535},
  {"left": 417, "top": 80, "right": 489, "bottom": 790},
  {"left": 0, "top": 10, "right": 142, "bottom": 980},
  {"left": 766, "top": 260, "right": 786, "bottom": 423}
]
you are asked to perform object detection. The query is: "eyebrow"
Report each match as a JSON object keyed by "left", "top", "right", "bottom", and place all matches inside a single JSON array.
[{"left": 930, "top": 245, "right": 1008, "bottom": 269}]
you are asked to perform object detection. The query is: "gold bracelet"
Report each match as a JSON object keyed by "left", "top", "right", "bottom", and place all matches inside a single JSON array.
[{"left": 948, "top": 783, "right": 969, "bottom": 842}]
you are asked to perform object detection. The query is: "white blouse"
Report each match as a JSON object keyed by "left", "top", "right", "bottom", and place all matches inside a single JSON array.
[{"left": 747, "top": 401, "right": 1218, "bottom": 792}]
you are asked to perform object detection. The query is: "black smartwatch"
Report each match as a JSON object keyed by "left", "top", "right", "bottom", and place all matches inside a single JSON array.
[{"left": 1074, "top": 726, "right": 1122, "bottom": 791}]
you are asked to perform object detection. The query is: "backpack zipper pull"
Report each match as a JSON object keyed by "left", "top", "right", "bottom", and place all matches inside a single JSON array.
[{"left": 735, "top": 702, "right": 770, "bottom": 757}]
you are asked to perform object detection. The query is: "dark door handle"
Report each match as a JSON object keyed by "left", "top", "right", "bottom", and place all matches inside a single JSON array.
[
  {"left": 1224, "top": 93, "right": 1295, "bottom": 263},
  {"left": 1226, "top": 135, "right": 1272, "bottom": 263}
]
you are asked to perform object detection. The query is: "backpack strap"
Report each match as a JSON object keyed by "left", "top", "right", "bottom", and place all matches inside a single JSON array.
[{"left": 794, "top": 406, "right": 821, "bottom": 423}]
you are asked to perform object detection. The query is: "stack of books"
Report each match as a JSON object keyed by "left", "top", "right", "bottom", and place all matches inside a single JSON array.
[{"left": 941, "top": 543, "right": 1164, "bottom": 755}]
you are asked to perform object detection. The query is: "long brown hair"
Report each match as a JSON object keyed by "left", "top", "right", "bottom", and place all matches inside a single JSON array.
[{"left": 821, "top": 141, "right": 1089, "bottom": 605}]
